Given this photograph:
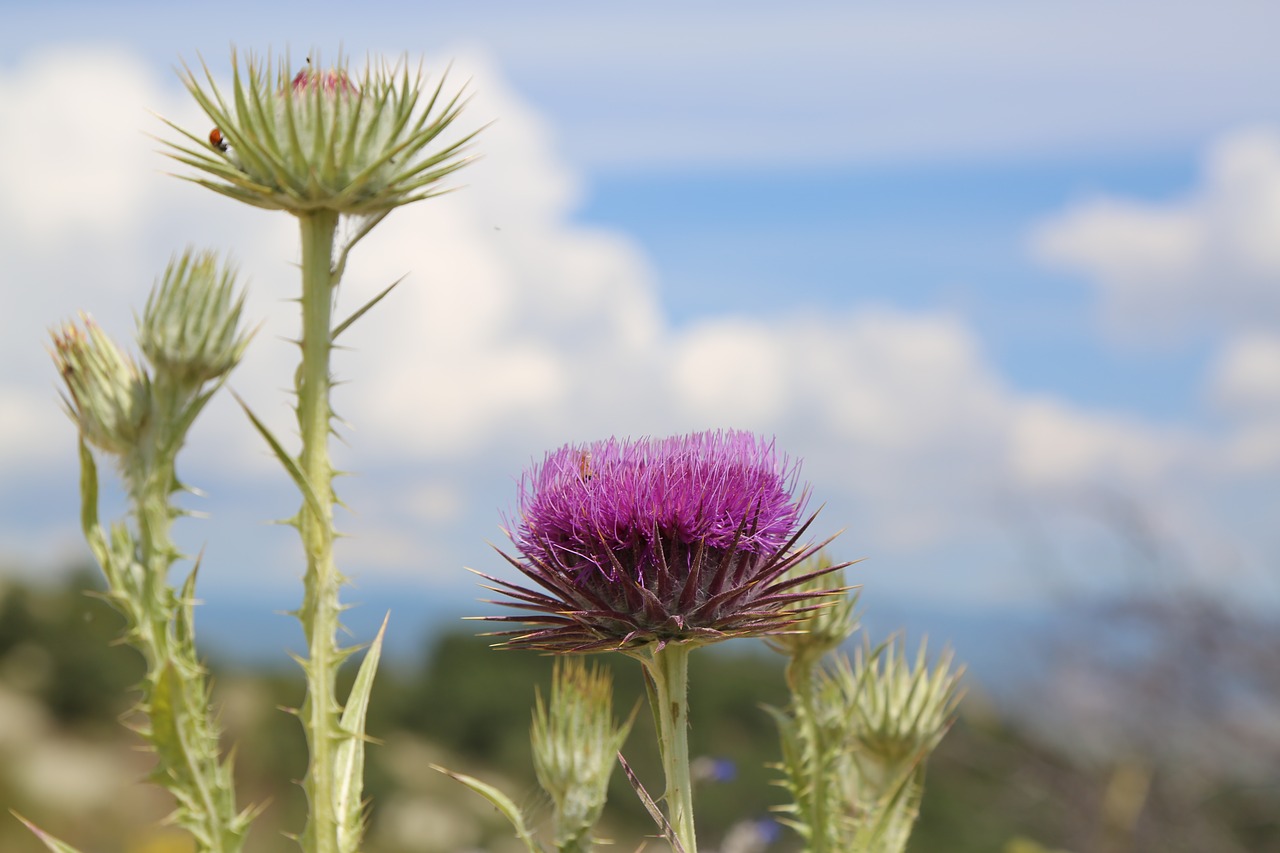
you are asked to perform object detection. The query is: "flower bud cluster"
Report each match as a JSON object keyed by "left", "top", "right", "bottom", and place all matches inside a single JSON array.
[{"left": 53, "top": 249, "right": 248, "bottom": 458}]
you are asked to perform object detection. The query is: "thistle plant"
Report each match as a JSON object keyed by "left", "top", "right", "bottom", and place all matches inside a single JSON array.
[
  {"left": 769, "top": 579, "right": 964, "bottom": 853},
  {"left": 476, "top": 431, "right": 849, "bottom": 853},
  {"left": 39, "top": 48, "right": 477, "bottom": 853},
  {"left": 35, "top": 42, "right": 966, "bottom": 853},
  {"left": 160, "top": 50, "right": 475, "bottom": 853},
  {"left": 50, "top": 250, "right": 253, "bottom": 852}
]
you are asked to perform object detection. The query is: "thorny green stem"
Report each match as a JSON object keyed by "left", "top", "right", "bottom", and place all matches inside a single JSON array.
[
  {"left": 121, "top": 381, "right": 246, "bottom": 853},
  {"left": 295, "top": 209, "right": 344, "bottom": 853},
  {"left": 642, "top": 643, "right": 697, "bottom": 853},
  {"left": 786, "top": 654, "right": 831, "bottom": 853}
]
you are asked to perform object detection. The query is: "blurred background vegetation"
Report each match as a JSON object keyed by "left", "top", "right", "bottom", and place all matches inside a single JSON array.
[{"left": 0, "top": 567, "right": 1276, "bottom": 852}]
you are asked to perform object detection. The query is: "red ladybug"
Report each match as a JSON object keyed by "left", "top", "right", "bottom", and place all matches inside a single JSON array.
[{"left": 209, "top": 128, "right": 228, "bottom": 152}]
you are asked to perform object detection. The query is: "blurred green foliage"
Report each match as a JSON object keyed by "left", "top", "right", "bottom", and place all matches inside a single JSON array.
[
  {"left": 1, "top": 569, "right": 1277, "bottom": 852},
  {"left": 0, "top": 567, "right": 142, "bottom": 727}
]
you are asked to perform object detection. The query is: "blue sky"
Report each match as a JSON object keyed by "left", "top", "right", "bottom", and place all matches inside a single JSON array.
[{"left": 3, "top": 1, "right": 1280, "bottom": 673}]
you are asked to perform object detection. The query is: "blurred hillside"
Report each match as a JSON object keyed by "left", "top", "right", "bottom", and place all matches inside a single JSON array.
[{"left": 0, "top": 569, "right": 1276, "bottom": 852}]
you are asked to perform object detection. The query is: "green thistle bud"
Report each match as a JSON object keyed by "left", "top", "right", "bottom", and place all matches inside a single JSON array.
[
  {"left": 51, "top": 318, "right": 151, "bottom": 456},
  {"left": 767, "top": 553, "right": 859, "bottom": 665},
  {"left": 531, "top": 658, "right": 633, "bottom": 852},
  {"left": 777, "top": 639, "right": 962, "bottom": 853},
  {"left": 841, "top": 637, "right": 962, "bottom": 769},
  {"left": 164, "top": 50, "right": 478, "bottom": 215},
  {"left": 138, "top": 250, "right": 250, "bottom": 389}
]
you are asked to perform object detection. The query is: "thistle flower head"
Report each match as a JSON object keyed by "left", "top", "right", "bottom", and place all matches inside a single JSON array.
[
  {"left": 477, "top": 430, "right": 844, "bottom": 652},
  {"left": 164, "top": 50, "right": 478, "bottom": 215},
  {"left": 51, "top": 317, "right": 150, "bottom": 456},
  {"left": 138, "top": 249, "right": 250, "bottom": 388}
]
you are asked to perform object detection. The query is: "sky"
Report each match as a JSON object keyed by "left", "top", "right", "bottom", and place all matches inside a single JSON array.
[{"left": 2, "top": 1, "right": 1280, "bottom": 671}]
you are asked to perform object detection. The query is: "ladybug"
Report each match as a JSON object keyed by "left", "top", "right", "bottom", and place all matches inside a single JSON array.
[{"left": 209, "top": 128, "right": 228, "bottom": 152}]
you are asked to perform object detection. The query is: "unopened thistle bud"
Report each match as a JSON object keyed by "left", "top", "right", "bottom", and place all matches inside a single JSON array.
[
  {"left": 767, "top": 553, "right": 858, "bottom": 665},
  {"left": 165, "top": 50, "right": 478, "bottom": 215},
  {"left": 841, "top": 638, "right": 962, "bottom": 770},
  {"left": 531, "top": 658, "right": 633, "bottom": 852},
  {"left": 138, "top": 249, "right": 250, "bottom": 388},
  {"left": 51, "top": 318, "right": 150, "bottom": 456}
]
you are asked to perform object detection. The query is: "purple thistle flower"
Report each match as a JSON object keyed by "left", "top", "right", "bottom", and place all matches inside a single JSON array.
[{"left": 474, "top": 430, "right": 846, "bottom": 652}]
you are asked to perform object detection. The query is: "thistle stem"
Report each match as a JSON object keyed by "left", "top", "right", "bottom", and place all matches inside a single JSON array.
[
  {"left": 295, "top": 209, "right": 344, "bottom": 853},
  {"left": 642, "top": 643, "right": 697, "bottom": 853},
  {"left": 786, "top": 656, "right": 832, "bottom": 853},
  {"left": 112, "top": 388, "right": 245, "bottom": 852}
]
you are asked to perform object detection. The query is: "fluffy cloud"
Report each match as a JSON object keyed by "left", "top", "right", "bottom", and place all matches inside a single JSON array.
[
  {"left": 1032, "top": 128, "right": 1280, "bottom": 340},
  {"left": 1030, "top": 126, "right": 1280, "bottom": 488},
  {"left": 1209, "top": 333, "right": 1280, "bottom": 417},
  {"left": 1205, "top": 332, "right": 1280, "bottom": 473}
]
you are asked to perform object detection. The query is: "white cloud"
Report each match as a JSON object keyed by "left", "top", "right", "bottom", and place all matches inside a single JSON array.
[
  {"left": 1208, "top": 332, "right": 1280, "bottom": 416},
  {"left": 0, "top": 47, "right": 159, "bottom": 242},
  {"left": 1008, "top": 398, "right": 1184, "bottom": 489},
  {"left": 1029, "top": 127, "right": 1280, "bottom": 489},
  {"left": 1205, "top": 332, "right": 1280, "bottom": 473},
  {"left": 669, "top": 318, "right": 789, "bottom": 425},
  {"left": 1032, "top": 128, "right": 1280, "bottom": 340}
]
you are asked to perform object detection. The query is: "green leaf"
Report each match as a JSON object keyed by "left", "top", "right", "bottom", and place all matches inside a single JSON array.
[
  {"left": 77, "top": 438, "right": 109, "bottom": 568},
  {"left": 11, "top": 813, "right": 86, "bottom": 853},
  {"left": 333, "top": 615, "right": 388, "bottom": 853},
  {"left": 332, "top": 275, "right": 403, "bottom": 340},
  {"left": 231, "top": 390, "right": 326, "bottom": 522},
  {"left": 431, "top": 765, "right": 543, "bottom": 853}
]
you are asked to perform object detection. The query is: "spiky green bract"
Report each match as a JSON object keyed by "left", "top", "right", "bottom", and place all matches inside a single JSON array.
[
  {"left": 769, "top": 636, "right": 963, "bottom": 853},
  {"left": 477, "top": 431, "right": 847, "bottom": 653},
  {"left": 164, "top": 49, "right": 477, "bottom": 216},
  {"left": 53, "top": 268, "right": 254, "bottom": 850},
  {"left": 139, "top": 250, "right": 251, "bottom": 390},
  {"left": 532, "top": 659, "right": 634, "bottom": 853}
]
